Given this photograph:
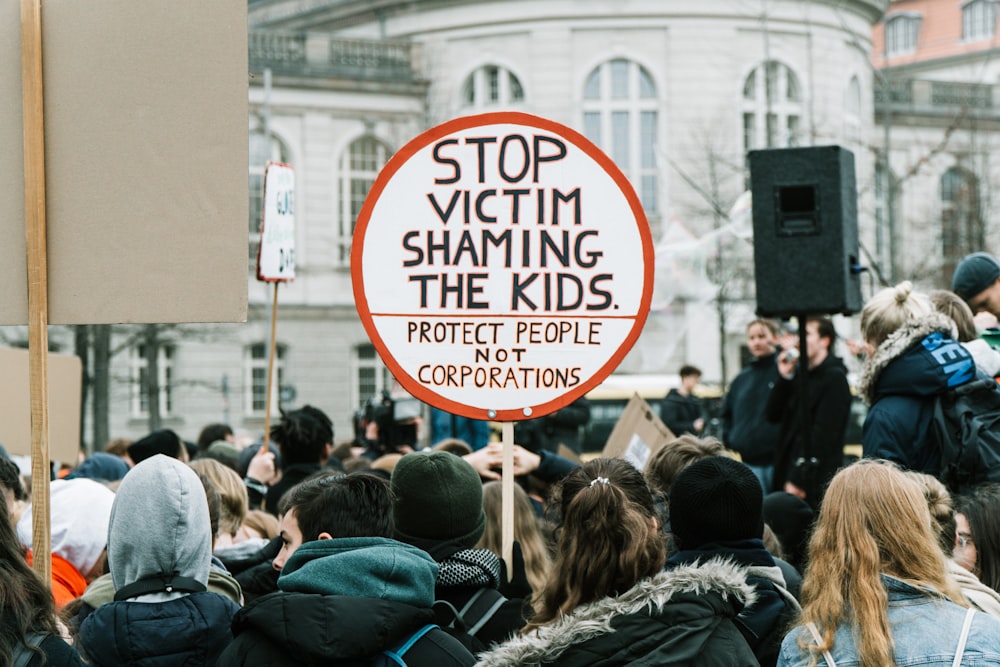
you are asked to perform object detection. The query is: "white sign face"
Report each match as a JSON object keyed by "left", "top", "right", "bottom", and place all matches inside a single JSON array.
[
  {"left": 257, "top": 162, "right": 296, "bottom": 282},
  {"left": 352, "top": 112, "right": 653, "bottom": 421}
]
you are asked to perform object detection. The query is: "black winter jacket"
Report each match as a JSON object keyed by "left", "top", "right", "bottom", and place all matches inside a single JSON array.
[
  {"left": 722, "top": 353, "right": 782, "bottom": 466},
  {"left": 77, "top": 591, "right": 239, "bottom": 666},
  {"left": 766, "top": 354, "right": 851, "bottom": 506},
  {"left": 661, "top": 389, "right": 703, "bottom": 436},
  {"left": 217, "top": 592, "right": 474, "bottom": 666},
  {"left": 474, "top": 559, "right": 760, "bottom": 667}
]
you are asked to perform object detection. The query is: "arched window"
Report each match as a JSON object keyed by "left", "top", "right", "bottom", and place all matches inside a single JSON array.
[
  {"left": 461, "top": 65, "right": 524, "bottom": 110},
  {"left": 884, "top": 13, "right": 921, "bottom": 56},
  {"left": 249, "top": 129, "right": 290, "bottom": 236},
  {"left": 581, "top": 58, "right": 659, "bottom": 214},
  {"left": 245, "top": 342, "right": 286, "bottom": 416},
  {"left": 844, "top": 76, "right": 862, "bottom": 143},
  {"left": 742, "top": 61, "right": 801, "bottom": 154},
  {"left": 941, "top": 167, "right": 982, "bottom": 283},
  {"left": 338, "top": 136, "right": 392, "bottom": 265},
  {"left": 963, "top": 0, "right": 997, "bottom": 42}
]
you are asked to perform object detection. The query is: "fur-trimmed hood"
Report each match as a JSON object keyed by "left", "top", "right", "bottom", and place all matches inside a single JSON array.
[
  {"left": 859, "top": 312, "right": 967, "bottom": 405},
  {"left": 474, "top": 558, "right": 756, "bottom": 667}
]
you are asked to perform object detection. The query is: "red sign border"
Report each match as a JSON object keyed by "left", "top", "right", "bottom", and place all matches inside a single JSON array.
[{"left": 351, "top": 112, "right": 654, "bottom": 422}]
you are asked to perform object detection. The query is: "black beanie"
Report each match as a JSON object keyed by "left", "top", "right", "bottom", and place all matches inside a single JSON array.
[
  {"left": 391, "top": 451, "right": 486, "bottom": 548},
  {"left": 127, "top": 429, "right": 183, "bottom": 464},
  {"left": 669, "top": 456, "right": 763, "bottom": 549},
  {"left": 952, "top": 252, "right": 1000, "bottom": 301}
]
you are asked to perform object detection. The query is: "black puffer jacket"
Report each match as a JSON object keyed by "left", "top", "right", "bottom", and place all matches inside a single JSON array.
[
  {"left": 474, "top": 559, "right": 759, "bottom": 667},
  {"left": 78, "top": 592, "right": 238, "bottom": 666}
]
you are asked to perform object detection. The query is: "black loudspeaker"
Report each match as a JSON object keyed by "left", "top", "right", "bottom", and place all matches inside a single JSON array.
[{"left": 749, "top": 145, "right": 862, "bottom": 318}]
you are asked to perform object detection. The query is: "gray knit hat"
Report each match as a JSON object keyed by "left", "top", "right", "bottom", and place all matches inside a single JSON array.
[
  {"left": 391, "top": 451, "right": 486, "bottom": 548},
  {"left": 952, "top": 252, "right": 1000, "bottom": 301}
]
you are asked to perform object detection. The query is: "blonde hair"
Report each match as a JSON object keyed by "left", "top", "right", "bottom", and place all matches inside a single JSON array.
[
  {"left": 643, "top": 435, "right": 727, "bottom": 498},
  {"left": 860, "top": 281, "right": 933, "bottom": 348},
  {"left": 929, "top": 290, "right": 978, "bottom": 343},
  {"left": 796, "top": 460, "right": 965, "bottom": 667},
  {"left": 477, "top": 481, "right": 552, "bottom": 596},
  {"left": 903, "top": 470, "right": 956, "bottom": 556},
  {"left": 188, "top": 458, "right": 248, "bottom": 538},
  {"left": 241, "top": 509, "right": 279, "bottom": 540}
]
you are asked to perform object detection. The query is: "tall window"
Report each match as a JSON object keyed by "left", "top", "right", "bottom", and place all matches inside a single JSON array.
[
  {"left": 582, "top": 58, "right": 659, "bottom": 214},
  {"left": 742, "top": 61, "right": 801, "bottom": 154},
  {"left": 129, "top": 344, "right": 174, "bottom": 418},
  {"left": 355, "top": 343, "right": 392, "bottom": 408},
  {"left": 338, "top": 136, "right": 391, "bottom": 265},
  {"left": 249, "top": 129, "right": 289, "bottom": 236},
  {"left": 941, "top": 167, "right": 982, "bottom": 283},
  {"left": 874, "top": 161, "right": 895, "bottom": 271},
  {"left": 246, "top": 342, "right": 286, "bottom": 416},
  {"left": 963, "top": 0, "right": 997, "bottom": 41},
  {"left": 844, "top": 76, "right": 862, "bottom": 143},
  {"left": 884, "top": 13, "right": 921, "bottom": 56},
  {"left": 461, "top": 65, "right": 524, "bottom": 110}
]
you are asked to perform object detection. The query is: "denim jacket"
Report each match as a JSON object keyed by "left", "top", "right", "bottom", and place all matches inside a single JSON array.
[{"left": 778, "top": 575, "right": 1000, "bottom": 666}]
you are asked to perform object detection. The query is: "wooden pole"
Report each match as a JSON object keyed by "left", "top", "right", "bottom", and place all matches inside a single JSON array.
[
  {"left": 501, "top": 421, "right": 514, "bottom": 580},
  {"left": 258, "top": 282, "right": 279, "bottom": 458},
  {"left": 22, "top": 0, "right": 51, "bottom": 581}
]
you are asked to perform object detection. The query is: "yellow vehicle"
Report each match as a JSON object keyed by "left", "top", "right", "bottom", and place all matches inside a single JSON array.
[{"left": 581, "top": 374, "right": 723, "bottom": 454}]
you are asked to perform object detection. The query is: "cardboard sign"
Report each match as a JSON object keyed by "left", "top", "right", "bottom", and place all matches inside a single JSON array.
[
  {"left": 602, "top": 394, "right": 675, "bottom": 471},
  {"left": 352, "top": 112, "right": 653, "bottom": 422},
  {"left": 0, "top": 348, "right": 81, "bottom": 463},
  {"left": 0, "top": 0, "right": 248, "bottom": 324},
  {"left": 257, "top": 162, "right": 296, "bottom": 282}
]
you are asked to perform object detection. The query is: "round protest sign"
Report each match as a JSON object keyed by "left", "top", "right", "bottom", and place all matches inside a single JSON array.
[{"left": 352, "top": 112, "right": 653, "bottom": 421}]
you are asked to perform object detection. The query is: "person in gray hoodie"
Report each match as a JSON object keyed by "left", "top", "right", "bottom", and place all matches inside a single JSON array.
[{"left": 76, "top": 454, "right": 239, "bottom": 666}]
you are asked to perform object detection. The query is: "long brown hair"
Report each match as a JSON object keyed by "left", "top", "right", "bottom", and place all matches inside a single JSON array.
[
  {"left": 477, "top": 481, "right": 552, "bottom": 595},
  {"left": 796, "top": 460, "right": 965, "bottom": 667},
  {"left": 526, "top": 458, "right": 664, "bottom": 631}
]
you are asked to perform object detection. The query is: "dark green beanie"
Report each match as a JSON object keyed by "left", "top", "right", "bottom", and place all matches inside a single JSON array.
[
  {"left": 391, "top": 451, "right": 485, "bottom": 547},
  {"left": 952, "top": 252, "right": 1000, "bottom": 301}
]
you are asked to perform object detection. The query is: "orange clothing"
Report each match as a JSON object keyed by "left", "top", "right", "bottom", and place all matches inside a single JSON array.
[{"left": 25, "top": 550, "right": 88, "bottom": 609}]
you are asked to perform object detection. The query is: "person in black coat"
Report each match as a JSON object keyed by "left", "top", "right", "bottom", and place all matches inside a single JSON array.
[
  {"left": 723, "top": 319, "right": 783, "bottom": 490},
  {"left": 218, "top": 473, "right": 474, "bottom": 666},
  {"left": 475, "top": 458, "right": 758, "bottom": 667},
  {"left": 661, "top": 365, "right": 705, "bottom": 436},
  {"left": 766, "top": 317, "right": 852, "bottom": 508}
]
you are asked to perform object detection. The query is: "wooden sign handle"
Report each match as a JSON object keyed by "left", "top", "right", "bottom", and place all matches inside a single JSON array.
[
  {"left": 258, "top": 282, "right": 280, "bottom": 459},
  {"left": 501, "top": 422, "right": 514, "bottom": 580},
  {"left": 22, "top": 0, "right": 51, "bottom": 582}
]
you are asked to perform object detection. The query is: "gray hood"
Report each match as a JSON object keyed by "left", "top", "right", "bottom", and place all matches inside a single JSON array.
[{"left": 108, "top": 454, "right": 211, "bottom": 596}]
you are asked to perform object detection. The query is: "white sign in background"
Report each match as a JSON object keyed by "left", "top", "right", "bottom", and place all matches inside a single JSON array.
[
  {"left": 353, "top": 114, "right": 652, "bottom": 421},
  {"left": 257, "top": 162, "right": 296, "bottom": 282}
]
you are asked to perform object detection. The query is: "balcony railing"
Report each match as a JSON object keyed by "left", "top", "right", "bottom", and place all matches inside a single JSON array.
[
  {"left": 249, "top": 31, "right": 416, "bottom": 82},
  {"left": 875, "top": 78, "right": 998, "bottom": 117}
]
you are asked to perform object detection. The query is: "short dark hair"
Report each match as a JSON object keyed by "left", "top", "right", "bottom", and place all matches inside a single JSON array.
[
  {"left": 196, "top": 423, "right": 233, "bottom": 452},
  {"left": 807, "top": 316, "right": 837, "bottom": 345},
  {"left": 270, "top": 405, "right": 334, "bottom": 466},
  {"left": 279, "top": 471, "right": 393, "bottom": 543},
  {"left": 679, "top": 365, "right": 702, "bottom": 378}
]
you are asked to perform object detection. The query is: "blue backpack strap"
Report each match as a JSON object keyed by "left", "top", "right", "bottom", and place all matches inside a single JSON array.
[
  {"left": 381, "top": 624, "right": 439, "bottom": 666},
  {"left": 13, "top": 632, "right": 47, "bottom": 667}
]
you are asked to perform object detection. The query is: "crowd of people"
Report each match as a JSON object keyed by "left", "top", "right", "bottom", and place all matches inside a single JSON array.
[{"left": 4, "top": 252, "right": 1000, "bottom": 664}]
